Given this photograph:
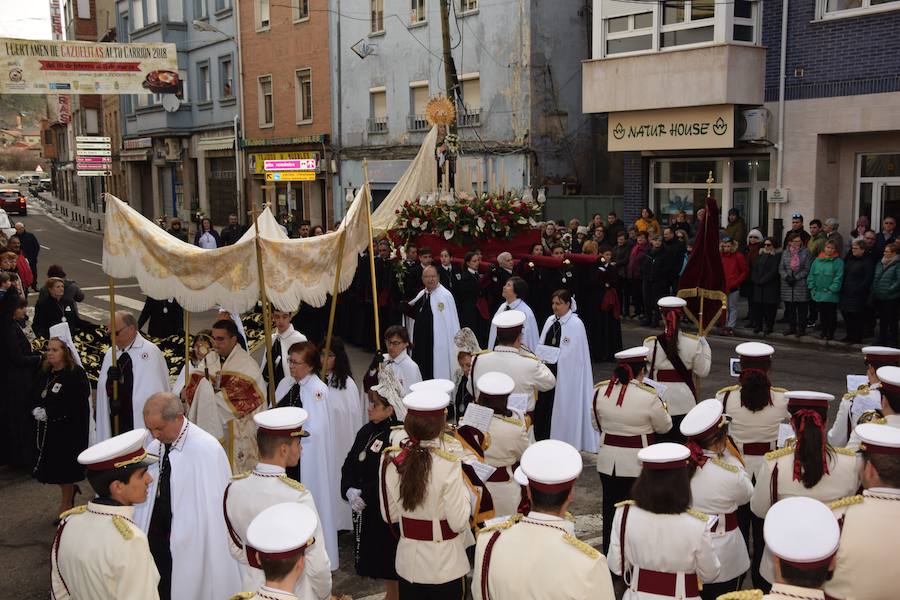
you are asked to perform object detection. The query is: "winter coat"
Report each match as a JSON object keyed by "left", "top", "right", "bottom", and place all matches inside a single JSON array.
[
  {"left": 721, "top": 251, "right": 748, "bottom": 293},
  {"left": 838, "top": 254, "right": 874, "bottom": 312},
  {"left": 612, "top": 243, "right": 631, "bottom": 279},
  {"left": 750, "top": 252, "right": 780, "bottom": 305},
  {"left": 779, "top": 247, "right": 811, "bottom": 302},
  {"left": 807, "top": 255, "right": 844, "bottom": 304},
  {"left": 872, "top": 257, "right": 900, "bottom": 301},
  {"left": 627, "top": 243, "right": 649, "bottom": 279},
  {"left": 807, "top": 231, "right": 828, "bottom": 258},
  {"left": 724, "top": 218, "right": 747, "bottom": 251},
  {"left": 641, "top": 246, "right": 677, "bottom": 296},
  {"left": 634, "top": 217, "right": 661, "bottom": 237}
]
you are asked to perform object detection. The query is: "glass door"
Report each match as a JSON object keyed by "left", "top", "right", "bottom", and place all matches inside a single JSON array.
[{"left": 857, "top": 154, "right": 900, "bottom": 228}]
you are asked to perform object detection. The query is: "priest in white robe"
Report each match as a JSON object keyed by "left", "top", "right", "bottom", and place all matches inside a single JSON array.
[
  {"left": 95, "top": 311, "right": 170, "bottom": 443},
  {"left": 275, "top": 341, "right": 341, "bottom": 570},
  {"left": 538, "top": 291, "right": 598, "bottom": 453},
  {"left": 487, "top": 276, "right": 540, "bottom": 352},
  {"left": 186, "top": 318, "right": 266, "bottom": 473},
  {"left": 403, "top": 265, "right": 461, "bottom": 380},
  {"left": 260, "top": 308, "right": 307, "bottom": 392},
  {"left": 134, "top": 392, "right": 242, "bottom": 600}
]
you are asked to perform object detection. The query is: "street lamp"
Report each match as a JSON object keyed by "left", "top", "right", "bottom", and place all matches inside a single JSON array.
[{"left": 192, "top": 19, "right": 232, "bottom": 37}]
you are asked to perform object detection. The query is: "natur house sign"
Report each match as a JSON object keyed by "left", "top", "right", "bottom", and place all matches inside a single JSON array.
[{"left": 607, "top": 104, "right": 734, "bottom": 152}]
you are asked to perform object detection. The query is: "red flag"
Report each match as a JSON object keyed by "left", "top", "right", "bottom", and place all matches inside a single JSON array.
[{"left": 677, "top": 195, "right": 727, "bottom": 335}]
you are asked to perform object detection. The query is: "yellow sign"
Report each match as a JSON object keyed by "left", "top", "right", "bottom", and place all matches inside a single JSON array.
[
  {"left": 265, "top": 171, "right": 317, "bottom": 182},
  {"left": 253, "top": 152, "right": 318, "bottom": 174},
  {"left": 608, "top": 104, "right": 734, "bottom": 152}
]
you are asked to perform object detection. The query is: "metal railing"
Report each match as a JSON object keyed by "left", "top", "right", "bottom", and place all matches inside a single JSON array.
[
  {"left": 407, "top": 114, "right": 429, "bottom": 132},
  {"left": 367, "top": 116, "right": 389, "bottom": 134},
  {"left": 457, "top": 107, "right": 481, "bottom": 128}
]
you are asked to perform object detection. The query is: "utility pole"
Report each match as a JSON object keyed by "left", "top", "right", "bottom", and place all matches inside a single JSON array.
[{"left": 439, "top": 0, "right": 460, "bottom": 135}]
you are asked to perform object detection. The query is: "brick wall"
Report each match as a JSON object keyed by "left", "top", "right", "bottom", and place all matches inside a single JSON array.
[
  {"left": 763, "top": 3, "right": 900, "bottom": 101},
  {"left": 622, "top": 151, "right": 645, "bottom": 224}
]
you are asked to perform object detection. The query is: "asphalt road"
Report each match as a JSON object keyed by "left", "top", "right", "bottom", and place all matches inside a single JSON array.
[{"left": 1, "top": 194, "right": 865, "bottom": 599}]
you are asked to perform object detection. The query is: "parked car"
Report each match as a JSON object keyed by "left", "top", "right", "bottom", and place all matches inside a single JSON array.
[
  {"left": 40, "top": 177, "right": 52, "bottom": 191},
  {"left": 0, "top": 188, "right": 27, "bottom": 215},
  {"left": 0, "top": 209, "right": 14, "bottom": 239},
  {"left": 0, "top": 175, "right": 7, "bottom": 184}
]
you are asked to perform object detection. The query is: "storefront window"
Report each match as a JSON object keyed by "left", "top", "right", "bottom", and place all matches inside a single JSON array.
[
  {"left": 861, "top": 154, "right": 900, "bottom": 178},
  {"left": 654, "top": 159, "right": 721, "bottom": 184}
]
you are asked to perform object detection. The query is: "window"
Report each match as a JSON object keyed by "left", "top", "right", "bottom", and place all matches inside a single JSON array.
[
  {"left": 408, "top": 81, "right": 429, "bottom": 131},
  {"left": 732, "top": 0, "right": 755, "bottom": 43},
  {"left": 84, "top": 108, "right": 100, "bottom": 134},
  {"left": 822, "top": 0, "right": 900, "bottom": 17},
  {"left": 133, "top": 0, "right": 145, "bottom": 29},
  {"left": 411, "top": 0, "right": 426, "bottom": 24},
  {"left": 77, "top": 0, "right": 91, "bottom": 19},
  {"left": 460, "top": 0, "right": 477, "bottom": 12},
  {"left": 197, "top": 62, "right": 211, "bottom": 102},
  {"left": 220, "top": 57, "right": 234, "bottom": 98},
  {"left": 147, "top": 0, "right": 158, "bottom": 23},
  {"left": 660, "top": 1, "right": 714, "bottom": 48},
  {"left": 459, "top": 74, "right": 481, "bottom": 127},
  {"left": 295, "top": 69, "right": 313, "bottom": 123},
  {"left": 605, "top": 12, "right": 653, "bottom": 55},
  {"left": 371, "top": 0, "right": 384, "bottom": 33},
  {"left": 258, "top": 75, "right": 273, "bottom": 126},
  {"left": 168, "top": 0, "right": 183, "bottom": 21},
  {"left": 292, "top": 0, "right": 309, "bottom": 20},
  {"left": 179, "top": 68, "right": 188, "bottom": 102},
  {"left": 215, "top": 0, "right": 231, "bottom": 11},
  {"left": 256, "top": 0, "right": 270, "bottom": 29},
  {"left": 195, "top": 0, "right": 207, "bottom": 19},
  {"left": 368, "top": 88, "right": 387, "bottom": 133}
]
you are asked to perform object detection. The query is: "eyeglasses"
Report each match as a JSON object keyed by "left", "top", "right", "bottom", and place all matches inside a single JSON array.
[
  {"left": 387, "top": 340, "right": 405, "bottom": 346},
  {"left": 287, "top": 359, "right": 307, "bottom": 366}
]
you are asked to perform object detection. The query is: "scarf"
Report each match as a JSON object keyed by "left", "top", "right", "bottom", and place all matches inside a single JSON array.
[
  {"left": 686, "top": 439, "right": 709, "bottom": 468},
  {"left": 789, "top": 246, "right": 801, "bottom": 270}
]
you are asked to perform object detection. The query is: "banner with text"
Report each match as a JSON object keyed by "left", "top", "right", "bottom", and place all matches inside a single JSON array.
[
  {"left": 608, "top": 104, "right": 734, "bottom": 151},
  {"left": 0, "top": 37, "right": 178, "bottom": 95}
]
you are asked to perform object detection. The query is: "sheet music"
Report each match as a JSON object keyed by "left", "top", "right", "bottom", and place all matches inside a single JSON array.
[
  {"left": 460, "top": 403, "right": 495, "bottom": 433},
  {"left": 507, "top": 393, "right": 529, "bottom": 416},
  {"left": 777, "top": 422, "right": 795, "bottom": 448},
  {"left": 466, "top": 458, "right": 497, "bottom": 482}
]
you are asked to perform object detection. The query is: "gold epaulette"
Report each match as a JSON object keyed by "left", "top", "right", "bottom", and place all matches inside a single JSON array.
[
  {"left": 834, "top": 446, "right": 857, "bottom": 456},
  {"left": 614, "top": 499, "right": 635, "bottom": 508},
  {"left": 391, "top": 424, "right": 405, "bottom": 431},
  {"left": 594, "top": 379, "right": 610, "bottom": 390},
  {"left": 230, "top": 470, "right": 251, "bottom": 480},
  {"left": 643, "top": 336, "right": 657, "bottom": 345},
  {"left": 633, "top": 381, "right": 657, "bottom": 394},
  {"left": 771, "top": 386, "right": 787, "bottom": 394},
  {"left": 562, "top": 534, "right": 600, "bottom": 559},
  {"left": 230, "top": 593, "right": 255, "bottom": 600},
  {"left": 431, "top": 447, "right": 460, "bottom": 462},
  {"left": 716, "top": 385, "right": 740, "bottom": 396},
  {"left": 710, "top": 457, "right": 739, "bottom": 473},
  {"left": 564, "top": 511, "right": 576, "bottom": 523},
  {"left": 497, "top": 415, "right": 524, "bottom": 428},
  {"left": 874, "top": 417, "right": 889, "bottom": 425},
  {"left": 58, "top": 505, "right": 87, "bottom": 521},
  {"left": 383, "top": 445, "right": 401, "bottom": 454},
  {"left": 277, "top": 474, "right": 306, "bottom": 492},
  {"left": 112, "top": 515, "right": 135, "bottom": 540},
  {"left": 473, "top": 349, "right": 491, "bottom": 357},
  {"left": 714, "top": 591, "right": 763, "bottom": 600},
  {"left": 764, "top": 446, "right": 794, "bottom": 461},
  {"left": 519, "top": 351, "right": 540, "bottom": 360},
  {"left": 686, "top": 508, "right": 709, "bottom": 521},
  {"left": 828, "top": 495, "right": 864, "bottom": 510},
  {"left": 477, "top": 516, "right": 518, "bottom": 535}
]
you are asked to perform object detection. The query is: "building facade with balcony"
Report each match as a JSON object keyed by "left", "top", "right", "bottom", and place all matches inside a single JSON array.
[
  {"left": 583, "top": 0, "right": 900, "bottom": 240},
  {"left": 334, "top": 0, "right": 594, "bottom": 209},
  {"left": 115, "top": 0, "right": 240, "bottom": 225},
  {"left": 236, "top": 0, "right": 335, "bottom": 229}
]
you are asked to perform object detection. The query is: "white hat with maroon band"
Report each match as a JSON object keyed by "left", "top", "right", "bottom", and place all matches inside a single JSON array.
[
  {"left": 763, "top": 497, "right": 839, "bottom": 569},
  {"left": 402, "top": 390, "right": 450, "bottom": 417},
  {"left": 856, "top": 423, "right": 900, "bottom": 455},
  {"left": 519, "top": 439, "right": 582, "bottom": 493},
  {"left": 638, "top": 442, "right": 691, "bottom": 470},
  {"left": 680, "top": 399, "right": 727, "bottom": 440},
  {"left": 876, "top": 366, "right": 900, "bottom": 395},
  {"left": 785, "top": 391, "right": 834, "bottom": 411},
  {"left": 736, "top": 341, "right": 774, "bottom": 358},
  {"left": 477, "top": 372, "right": 515, "bottom": 399},
  {"left": 863, "top": 346, "right": 900, "bottom": 367},
  {"left": 410, "top": 379, "right": 455, "bottom": 395},
  {"left": 657, "top": 296, "right": 687, "bottom": 310},
  {"left": 492, "top": 309, "right": 526, "bottom": 329},
  {"left": 253, "top": 406, "right": 310, "bottom": 438},
  {"left": 78, "top": 428, "right": 158, "bottom": 472},
  {"left": 246, "top": 502, "right": 318, "bottom": 569}
]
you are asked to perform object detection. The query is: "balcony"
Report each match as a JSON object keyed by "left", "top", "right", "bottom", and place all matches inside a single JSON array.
[
  {"left": 582, "top": 44, "right": 765, "bottom": 114},
  {"left": 457, "top": 107, "right": 481, "bottom": 128},
  {"left": 408, "top": 114, "right": 429, "bottom": 132},
  {"left": 367, "top": 116, "right": 389, "bottom": 134}
]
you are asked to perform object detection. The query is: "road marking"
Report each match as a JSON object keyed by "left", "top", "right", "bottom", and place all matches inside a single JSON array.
[
  {"left": 81, "top": 258, "right": 103, "bottom": 267},
  {"left": 95, "top": 294, "right": 145, "bottom": 312},
  {"left": 40, "top": 244, "right": 50, "bottom": 250},
  {"left": 81, "top": 283, "right": 141, "bottom": 291}
]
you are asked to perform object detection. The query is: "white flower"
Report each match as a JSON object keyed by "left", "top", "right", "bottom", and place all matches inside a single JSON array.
[
  {"left": 461, "top": 224, "right": 470, "bottom": 232},
  {"left": 449, "top": 211, "right": 457, "bottom": 222},
  {"left": 528, "top": 217, "right": 537, "bottom": 226},
  {"left": 477, "top": 217, "right": 486, "bottom": 230},
  {"left": 421, "top": 221, "right": 429, "bottom": 230},
  {"left": 443, "top": 229, "right": 454, "bottom": 240},
  {"left": 446, "top": 195, "right": 457, "bottom": 206},
  {"left": 518, "top": 217, "right": 527, "bottom": 225},
  {"left": 411, "top": 217, "right": 421, "bottom": 228}
]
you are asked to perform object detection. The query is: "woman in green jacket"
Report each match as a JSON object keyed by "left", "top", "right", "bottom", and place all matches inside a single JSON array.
[
  {"left": 807, "top": 240, "right": 844, "bottom": 340},
  {"left": 873, "top": 241, "right": 900, "bottom": 346}
]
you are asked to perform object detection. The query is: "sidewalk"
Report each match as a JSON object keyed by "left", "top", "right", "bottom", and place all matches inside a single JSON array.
[{"left": 35, "top": 190, "right": 103, "bottom": 233}]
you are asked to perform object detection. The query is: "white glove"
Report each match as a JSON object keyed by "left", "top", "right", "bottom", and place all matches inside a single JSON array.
[
  {"left": 32, "top": 407, "right": 47, "bottom": 422},
  {"left": 346, "top": 487, "right": 366, "bottom": 513}
]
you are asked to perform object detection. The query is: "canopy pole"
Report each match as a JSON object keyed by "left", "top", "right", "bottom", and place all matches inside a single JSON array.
[
  {"left": 107, "top": 276, "right": 119, "bottom": 436},
  {"left": 183, "top": 309, "right": 191, "bottom": 390},
  {"left": 321, "top": 228, "right": 348, "bottom": 380},
  {"left": 363, "top": 159, "right": 381, "bottom": 352},
  {"left": 251, "top": 204, "right": 278, "bottom": 407}
]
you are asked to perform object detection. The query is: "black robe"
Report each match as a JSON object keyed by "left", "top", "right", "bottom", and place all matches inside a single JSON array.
[{"left": 32, "top": 365, "right": 91, "bottom": 484}]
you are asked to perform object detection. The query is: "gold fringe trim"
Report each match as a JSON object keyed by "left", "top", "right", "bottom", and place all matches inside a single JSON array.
[
  {"left": 710, "top": 457, "right": 739, "bottom": 473},
  {"left": 764, "top": 446, "right": 794, "bottom": 461},
  {"left": 112, "top": 515, "right": 134, "bottom": 540},
  {"left": 686, "top": 508, "right": 709, "bottom": 521},
  {"left": 828, "top": 495, "right": 864, "bottom": 510},
  {"left": 58, "top": 505, "right": 87, "bottom": 520},
  {"left": 562, "top": 534, "right": 600, "bottom": 559},
  {"left": 278, "top": 474, "right": 306, "bottom": 492}
]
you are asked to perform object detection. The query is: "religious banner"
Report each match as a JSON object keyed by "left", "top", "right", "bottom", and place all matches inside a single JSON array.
[{"left": 0, "top": 37, "right": 178, "bottom": 95}]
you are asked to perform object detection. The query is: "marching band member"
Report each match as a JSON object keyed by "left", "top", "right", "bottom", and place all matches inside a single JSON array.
[
  {"left": 608, "top": 442, "right": 721, "bottom": 599},
  {"left": 831, "top": 346, "right": 900, "bottom": 448},
  {"left": 472, "top": 440, "right": 615, "bottom": 600},
  {"left": 644, "top": 296, "right": 712, "bottom": 443},
  {"left": 592, "top": 346, "right": 672, "bottom": 554},
  {"left": 679, "top": 399, "right": 753, "bottom": 599}
]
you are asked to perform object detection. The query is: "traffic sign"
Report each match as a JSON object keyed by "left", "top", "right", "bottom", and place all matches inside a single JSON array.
[
  {"left": 76, "top": 136, "right": 111, "bottom": 143},
  {"left": 76, "top": 163, "right": 110, "bottom": 170},
  {"left": 77, "top": 170, "right": 111, "bottom": 177},
  {"left": 76, "top": 142, "right": 112, "bottom": 150},
  {"left": 265, "top": 171, "right": 316, "bottom": 182},
  {"left": 76, "top": 156, "right": 112, "bottom": 164},
  {"left": 264, "top": 159, "right": 317, "bottom": 171},
  {"left": 76, "top": 149, "right": 112, "bottom": 156}
]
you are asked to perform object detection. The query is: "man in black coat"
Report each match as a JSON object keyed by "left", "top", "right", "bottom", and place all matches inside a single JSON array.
[
  {"left": 138, "top": 297, "right": 184, "bottom": 338},
  {"left": 640, "top": 234, "right": 678, "bottom": 327},
  {"left": 219, "top": 213, "right": 247, "bottom": 246},
  {"left": 13, "top": 223, "right": 39, "bottom": 291}
]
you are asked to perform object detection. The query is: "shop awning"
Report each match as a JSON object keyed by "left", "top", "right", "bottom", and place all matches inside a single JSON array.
[
  {"left": 197, "top": 136, "right": 235, "bottom": 152},
  {"left": 120, "top": 150, "right": 150, "bottom": 162}
]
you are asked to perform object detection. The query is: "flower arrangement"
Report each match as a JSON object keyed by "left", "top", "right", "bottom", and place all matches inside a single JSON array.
[{"left": 393, "top": 190, "right": 544, "bottom": 243}]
